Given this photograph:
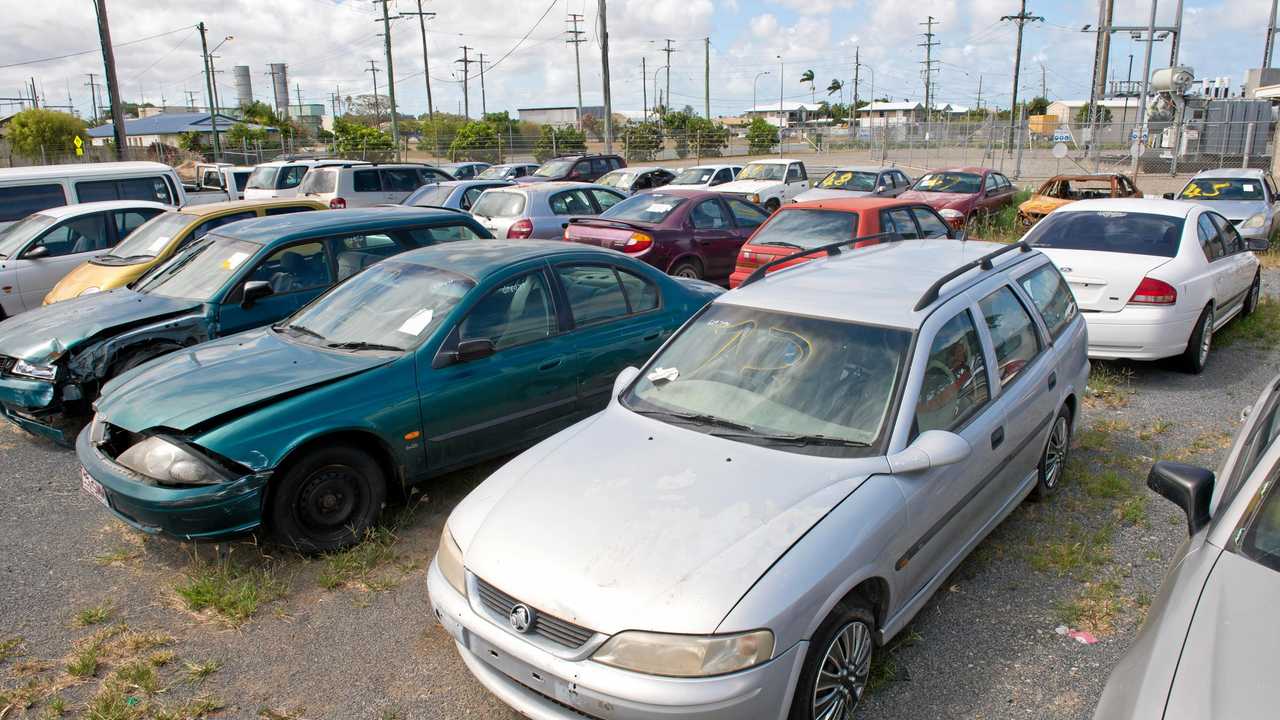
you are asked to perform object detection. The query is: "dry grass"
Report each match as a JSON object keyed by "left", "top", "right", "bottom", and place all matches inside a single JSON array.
[{"left": 1055, "top": 579, "right": 1127, "bottom": 636}]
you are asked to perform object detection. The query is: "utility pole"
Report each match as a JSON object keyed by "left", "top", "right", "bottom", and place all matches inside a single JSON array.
[
  {"left": 599, "top": 0, "right": 613, "bottom": 152},
  {"left": 478, "top": 53, "right": 488, "bottom": 117},
  {"left": 184, "top": 89, "right": 197, "bottom": 111},
  {"left": 330, "top": 92, "right": 340, "bottom": 120},
  {"left": 373, "top": 0, "right": 401, "bottom": 159},
  {"left": 295, "top": 83, "right": 304, "bottom": 117},
  {"left": 456, "top": 46, "right": 475, "bottom": 118},
  {"left": 566, "top": 13, "right": 585, "bottom": 129},
  {"left": 852, "top": 47, "right": 860, "bottom": 130},
  {"left": 1087, "top": 0, "right": 1115, "bottom": 170},
  {"left": 779, "top": 56, "right": 784, "bottom": 159},
  {"left": 95, "top": 0, "right": 127, "bottom": 159},
  {"left": 704, "top": 37, "right": 711, "bottom": 119},
  {"left": 197, "top": 22, "right": 220, "bottom": 161},
  {"left": 918, "top": 17, "right": 939, "bottom": 118},
  {"left": 642, "top": 57, "right": 647, "bottom": 122},
  {"left": 1131, "top": 0, "right": 1158, "bottom": 177},
  {"left": 28, "top": 78, "right": 39, "bottom": 109},
  {"left": 400, "top": 0, "right": 436, "bottom": 121},
  {"left": 661, "top": 39, "right": 675, "bottom": 115},
  {"left": 1002, "top": 0, "right": 1043, "bottom": 148},
  {"left": 366, "top": 60, "right": 382, "bottom": 124},
  {"left": 1169, "top": 0, "right": 1183, "bottom": 65},
  {"left": 976, "top": 74, "right": 984, "bottom": 112},
  {"left": 1266, "top": 0, "right": 1279, "bottom": 68},
  {"left": 85, "top": 74, "right": 101, "bottom": 122},
  {"left": 1040, "top": 62, "right": 1046, "bottom": 99}
]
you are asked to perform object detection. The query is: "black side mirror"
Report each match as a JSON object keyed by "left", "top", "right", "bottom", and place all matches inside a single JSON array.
[
  {"left": 1148, "top": 460, "right": 1215, "bottom": 536},
  {"left": 241, "top": 280, "right": 274, "bottom": 309},
  {"left": 1248, "top": 238, "right": 1271, "bottom": 252},
  {"left": 1162, "top": 192, "right": 1177, "bottom": 200},
  {"left": 21, "top": 245, "right": 49, "bottom": 260},
  {"left": 456, "top": 338, "right": 495, "bottom": 363}
]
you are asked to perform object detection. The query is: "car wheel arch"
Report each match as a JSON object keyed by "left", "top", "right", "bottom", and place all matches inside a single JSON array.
[
  {"left": 666, "top": 254, "right": 704, "bottom": 276},
  {"left": 265, "top": 428, "right": 402, "bottom": 513}
]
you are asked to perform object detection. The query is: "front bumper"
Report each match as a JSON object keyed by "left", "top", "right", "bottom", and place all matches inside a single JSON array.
[
  {"left": 0, "top": 375, "right": 74, "bottom": 443},
  {"left": 75, "top": 425, "right": 269, "bottom": 540},
  {"left": 427, "top": 559, "right": 805, "bottom": 720},
  {"left": 1081, "top": 305, "right": 1200, "bottom": 361}
]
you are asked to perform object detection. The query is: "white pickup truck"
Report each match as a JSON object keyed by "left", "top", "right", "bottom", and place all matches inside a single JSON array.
[
  {"left": 182, "top": 163, "right": 254, "bottom": 204},
  {"left": 708, "top": 158, "right": 810, "bottom": 211}
]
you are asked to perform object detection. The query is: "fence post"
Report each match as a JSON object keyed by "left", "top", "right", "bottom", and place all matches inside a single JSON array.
[
  {"left": 695, "top": 130, "right": 701, "bottom": 163},
  {"left": 40, "top": 144, "right": 46, "bottom": 165},
  {"left": 552, "top": 131, "right": 557, "bottom": 157},
  {"left": 1244, "top": 122, "right": 1256, "bottom": 169},
  {"left": 1014, "top": 108, "right": 1026, "bottom": 179}
]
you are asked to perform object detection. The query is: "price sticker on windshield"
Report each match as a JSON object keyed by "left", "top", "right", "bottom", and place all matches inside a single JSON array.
[
  {"left": 396, "top": 308, "right": 435, "bottom": 335},
  {"left": 149, "top": 236, "right": 171, "bottom": 254},
  {"left": 647, "top": 367, "right": 679, "bottom": 384},
  {"left": 646, "top": 203, "right": 673, "bottom": 213},
  {"left": 221, "top": 251, "right": 249, "bottom": 270}
]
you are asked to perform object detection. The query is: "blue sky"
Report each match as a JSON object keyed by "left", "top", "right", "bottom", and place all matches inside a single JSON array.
[{"left": 0, "top": 0, "right": 1274, "bottom": 121}]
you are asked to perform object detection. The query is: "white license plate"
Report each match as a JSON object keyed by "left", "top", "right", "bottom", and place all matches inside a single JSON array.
[{"left": 80, "top": 467, "right": 109, "bottom": 508}]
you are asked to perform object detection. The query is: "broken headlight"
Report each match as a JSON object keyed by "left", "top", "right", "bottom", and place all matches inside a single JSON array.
[
  {"left": 116, "top": 436, "right": 229, "bottom": 486},
  {"left": 11, "top": 359, "right": 56, "bottom": 381}
]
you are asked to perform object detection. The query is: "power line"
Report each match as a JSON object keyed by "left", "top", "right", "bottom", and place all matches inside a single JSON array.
[
  {"left": 0, "top": 24, "right": 194, "bottom": 70},
  {"left": 1002, "top": 0, "right": 1043, "bottom": 147}
]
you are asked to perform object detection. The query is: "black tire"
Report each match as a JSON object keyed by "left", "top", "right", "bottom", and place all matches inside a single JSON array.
[
  {"left": 765, "top": 198, "right": 781, "bottom": 213},
  {"left": 1243, "top": 272, "right": 1261, "bottom": 317},
  {"left": 1181, "top": 304, "right": 1214, "bottom": 375},
  {"left": 788, "top": 600, "right": 876, "bottom": 720},
  {"left": 669, "top": 259, "right": 703, "bottom": 280},
  {"left": 113, "top": 344, "right": 179, "bottom": 376},
  {"left": 1029, "top": 404, "right": 1072, "bottom": 501},
  {"left": 268, "top": 445, "right": 386, "bottom": 553}
]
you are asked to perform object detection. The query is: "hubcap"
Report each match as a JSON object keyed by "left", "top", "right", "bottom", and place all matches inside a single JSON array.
[
  {"left": 676, "top": 267, "right": 699, "bottom": 279},
  {"left": 295, "top": 464, "right": 364, "bottom": 534},
  {"left": 1044, "top": 416, "right": 1069, "bottom": 488},
  {"left": 1199, "top": 310, "right": 1213, "bottom": 365},
  {"left": 813, "top": 621, "right": 872, "bottom": 720}
]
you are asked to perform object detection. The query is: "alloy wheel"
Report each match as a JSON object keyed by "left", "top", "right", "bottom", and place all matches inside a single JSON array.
[
  {"left": 675, "top": 267, "right": 700, "bottom": 279},
  {"left": 813, "top": 620, "right": 873, "bottom": 720},
  {"left": 1044, "top": 416, "right": 1069, "bottom": 488},
  {"left": 1198, "top": 309, "right": 1214, "bottom": 367}
]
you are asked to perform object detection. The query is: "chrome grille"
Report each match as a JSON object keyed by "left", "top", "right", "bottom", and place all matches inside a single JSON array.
[{"left": 474, "top": 578, "right": 594, "bottom": 649}]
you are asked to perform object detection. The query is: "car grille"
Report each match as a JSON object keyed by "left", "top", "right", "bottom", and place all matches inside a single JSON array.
[{"left": 474, "top": 577, "right": 595, "bottom": 649}]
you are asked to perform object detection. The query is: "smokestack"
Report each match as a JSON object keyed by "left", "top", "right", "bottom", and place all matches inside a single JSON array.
[
  {"left": 233, "top": 65, "right": 253, "bottom": 108},
  {"left": 269, "top": 63, "right": 289, "bottom": 117}
]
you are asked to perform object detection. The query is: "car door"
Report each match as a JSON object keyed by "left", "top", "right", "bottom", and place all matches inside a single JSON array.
[
  {"left": 689, "top": 197, "right": 740, "bottom": 279},
  {"left": 710, "top": 167, "right": 734, "bottom": 187},
  {"left": 911, "top": 206, "right": 953, "bottom": 238},
  {"left": 785, "top": 162, "right": 808, "bottom": 201},
  {"left": 350, "top": 168, "right": 383, "bottom": 207},
  {"left": 548, "top": 188, "right": 603, "bottom": 235},
  {"left": 422, "top": 266, "right": 578, "bottom": 469},
  {"left": 552, "top": 262, "right": 671, "bottom": 412},
  {"left": 587, "top": 188, "right": 625, "bottom": 215},
  {"left": 14, "top": 211, "right": 114, "bottom": 310},
  {"left": 1195, "top": 211, "right": 1233, "bottom": 315},
  {"left": 1208, "top": 212, "right": 1257, "bottom": 317},
  {"left": 1265, "top": 174, "right": 1280, "bottom": 234},
  {"left": 725, "top": 198, "right": 770, "bottom": 244},
  {"left": 382, "top": 168, "right": 421, "bottom": 204},
  {"left": 217, "top": 240, "right": 335, "bottom": 334},
  {"left": 880, "top": 206, "right": 922, "bottom": 240}
]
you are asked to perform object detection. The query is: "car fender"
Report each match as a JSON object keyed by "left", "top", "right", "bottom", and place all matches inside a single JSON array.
[
  {"left": 665, "top": 251, "right": 705, "bottom": 275},
  {"left": 70, "top": 311, "right": 211, "bottom": 384}
]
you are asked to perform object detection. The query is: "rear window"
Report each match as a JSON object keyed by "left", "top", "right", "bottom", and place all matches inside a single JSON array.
[
  {"left": 603, "top": 193, "right": 689, "bottom": 223},
  {"left": 471, "top": 191, "right": 525, "bottom": 218},
  {"left": 1179, "top": 178, "right": 1265, "bottom": 202},
  {"left": 246, "top": 166, "right": 280, "bottom": 190},
  {"left": 0, "top": 184, "right": 67, "bottom": 223},
  {"left": 749, "top": 209, "right": 859, "bottom": 250},
  {"left": 1026, "top": 210, "right": 1184, "bottom": 257},
  {"left": 77, "top": 177, "right": 173, "bottom": 205},
  {"left": 299, "top": 169, "right": 338, "bottom": 195}
]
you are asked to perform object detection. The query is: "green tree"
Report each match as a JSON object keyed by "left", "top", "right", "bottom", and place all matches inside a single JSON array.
[
  {"left": 1074, "top": 102, "right": 1112, "bottom": 125},
  {"left": 532, "top": 125, "right": 587, "bottom": 162},
  {"left": 226, "top": 122, "right": 268, "bottom": 146},
  {"left": 448, "top": 121, "right": 500, "bottom": 162},
  {"left": 622, "top": 121, "right": 664, "bottom": 162},
  {"left": 332, "top": 116, "right": 393, "bottom": 158},
  {"left": 580, "top": 113, "right": 603, "bottom": 141},
  {"left": 800, "top": 69, "right": 816, "bottom": 102},
  {"left": 6, "top": 109, "right": 87, "bottom": 157},
  {"left": 687, "top": 117, "right": 730, "bottom": 157},
  {"left": 176, "top": 131, "right": 206, "bottom": 154},
  {"left": 662, "top": 110, "right": 694, "bottom": 158},
  {"left": 1025, "top": 96, "right": 1050, "bottom": 116},
  {"left": 746, "top": 117, "right": 779, "bottom": 155}
]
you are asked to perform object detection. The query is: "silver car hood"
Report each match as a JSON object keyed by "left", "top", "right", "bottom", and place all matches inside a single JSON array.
[
  {"left": 1163, "top": 549, "right": 1280, "bottom": 719},
  {"left": 455, "top": 404, "right": 884, "bottom": 636},
  {"left": 793, "top": 188, "right": 871, "bottom": 202},
  {"left": 1191, "top": 199, "right": 1266, "bottom": 221}
]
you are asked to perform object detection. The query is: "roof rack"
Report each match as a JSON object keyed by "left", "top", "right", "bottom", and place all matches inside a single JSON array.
[
  {"left": 912, "top": 240, "right": 1032, "bottom": 312},
  {"left": 739, "top": 231, "right": 903, "bottom": 287}
]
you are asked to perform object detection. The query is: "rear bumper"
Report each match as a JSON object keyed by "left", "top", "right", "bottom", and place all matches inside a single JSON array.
[{"left": 1082, "top": 306, "right": 1200, "bottom": 361}]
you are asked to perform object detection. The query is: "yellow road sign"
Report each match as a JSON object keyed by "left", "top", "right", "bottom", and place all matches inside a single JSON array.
[{"left": 74, "top": 135, "right": 84, "bottom": 156}]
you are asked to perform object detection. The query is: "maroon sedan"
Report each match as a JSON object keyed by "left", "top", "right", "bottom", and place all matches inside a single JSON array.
[
  {"left": 562, "top": 188, "right": 770, "bottom": 283},
  {"left": 897, "top": 166, "right": 1018, "bottom": 228}
]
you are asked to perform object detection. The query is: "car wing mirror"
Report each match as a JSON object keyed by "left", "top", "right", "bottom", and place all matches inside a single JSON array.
[
  {"left": 887, "top": 430, "right": 971, "bottom": 473},
  {"left": 456, "top": 338, "right": 496, "bottom": 363},
  {"left": 1162, "top": 192, "right": 1177, "bottom": 200},
  {"left": 613, "top": 366, "right": 640, "bottom": 398},
  {"left": 875, "top": 185, "right": 887, "bottom": 194},
  {"left": 1148, "top": 461, "right": 1215, "bottom": 536},
  {"left": 1247, "top": 237, "right": 1270, "bottom": 251},
  {"left": 21, "top": 245, "right": 49, "bottom": 260},
  {"left": 240, "top": 280, "right": 274, "bottom": 309}
]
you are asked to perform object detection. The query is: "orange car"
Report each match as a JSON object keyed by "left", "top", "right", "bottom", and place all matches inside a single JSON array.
[
  {"left": 1017, "top": 173, "right": 1142, "bottom": 226},
  {"left": 728, "top": 197, "right": 956, "bottom": 287}
]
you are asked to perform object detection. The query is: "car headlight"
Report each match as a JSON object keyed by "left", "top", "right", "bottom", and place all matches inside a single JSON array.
[
  {"left": 748, "top": 193, "right": 761, "bottom": 203},
  {"left": 1244, "top": 213, "right": 1267, "bottom": 229},
  {"left": 78, "top": 286, "right": 101, "bottom": 297},
  {"left": 592, "top": 629, "right": 774, "bottom": 677},
  {"left": 116, "top": 436, "right": 230, "bottom": 486},
  {"left": 11, "top": 359, "right": 57, "bottom": 381},
  {"left": 437, "top": 524, "right": 467, "bottom": 597},
  {"left": 939, "top": 208, "right": 965, "bottom": 220}
]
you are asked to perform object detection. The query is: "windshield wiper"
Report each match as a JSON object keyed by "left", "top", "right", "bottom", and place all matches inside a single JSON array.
[
  {"left": 631, "top": 408, "right": 753, "bottom": 432},
  {"left": 710, "top": 430, "right": 870, "bottom": 448},
  {"left": 106, "top": 254, "right": 154, "bottom": 262},
  {"left": 276, "top": 324, "right": 325, "bottom": 340},
  {"left": 758, "top": 240, "right": 804, "bottom": 250},
  {"left": 325, "top": 341, "right": 404, "bottom": 352}
]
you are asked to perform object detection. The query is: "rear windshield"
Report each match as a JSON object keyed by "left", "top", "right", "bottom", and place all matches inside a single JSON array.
[
  {"left": 471, "top": 191, "right": 526, "bottom": 218},
  {"left": 299, "top": 168, "right": 338, "bottom": 195},
  {"left": 602, "top": 193, "right": 689, "bottom": 223},
  {"left": 1026, "top": 210, "right": 1184, "bottom": 257},
  {"left": 534, "top": 160, "right": 574, "bottom": 178},
  {"left": 246, "top": 167, "right": 280, "bottom": 190},
  {"left": 597, "top": 170, "right": 636, "bottom": 189},
  {"left": 913, "top": 172, "right": 982, "bottom": 194},
  {"left": 816, "top": 171, "right": 878, "bottom": 192},
  {"left": 1179, "top": 178, "right": 1265, "bottom": 202},
  {"left": 750, "top": 209, "right": 859, "bottom": 250},
  {"left": 405, "top": 184, "right": 454, "bottom": 207},
  {"left": 670, "top": 167, "right": 716, "bottom": 185}
]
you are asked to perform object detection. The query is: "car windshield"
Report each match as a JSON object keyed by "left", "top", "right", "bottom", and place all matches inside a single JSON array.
[
  {"left": 602, "top": 193, "right": 689, "bottom": 223},
  {"left": 404, "top": 184, "right": 455, "bottom": 207},
  {"left": 134, "top": 235, "right": 261, "bottom": 301},
  {"left": 669, "top": 167, "right": 717, "bottom": 185},
  {"left": 817, "top": 170, "right": 878, "bottom": 191},
  {"left": 749, "top": 209, "right": 859, "bottom": 250},
  {"left": 478, "top": 166, "right": 509, "bottom": 179},
  {"left": 737, "top": 163, "right": 786, "bottom": 181},
  {"left": 622, "top": 304, "right": 910, "bottom": 456},
  {"left": 1179, "top": 178, "right": 1265, "bottom": 201},
  {"left": 533, "top": 160, "right": 574, "bottom": 177},
  {"left": 100, "top": 211, "right": 192, "bottom": 262},
  {"left": 471, "top": 191, "right": 526, "bottom": 218},
  {"left": 0, "top": 213, "right": 56, "bottom": 259},
  {"left": 279, "top": 260, "right": 474, "bottom": 352},
  {"left": 1026, "top": 210, "right": 1184, "bottom": 258},
  {"left": 913, "top": 172, "right": 982, "bottom": 194},
  {"left": 298, "top": 168, "right": 338, "bottom": 194},
  {"left": 246, "top": 166, "right": 280, "bottom": 190},
  {"left": 597, "top": 170, "right": 636, "bottom": 189}
]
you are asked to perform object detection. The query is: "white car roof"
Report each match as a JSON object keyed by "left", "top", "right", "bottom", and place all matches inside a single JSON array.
[
  {"left": 0, "top": 161, "right": 173, "bottom": 182},
  {"left": 1050, "top": 197, "right": 1197, "bottom": 217},
  {"left": 747, "top": 158, "right": 802, "bottom": 165},
  {"left": 720, "top": 239, "right": 1031, "bottom": 329},
  {"left": 1191, "top": 167, "right": 1266, "bottom": 179},
  {"left": 36, "top": 200, "right": 170, "bottom": 219}
]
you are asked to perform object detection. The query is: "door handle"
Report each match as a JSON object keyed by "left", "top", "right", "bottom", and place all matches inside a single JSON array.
[
  {"left": 991, "top": 427, "right": 1005, "bottom": 450},
  {"left": 539, "top": 358, "right": 563, "bottom": 371},
  {"left": 1048, "top": 371, "right": 1057, "bottom": 390},
  {"left": 642, "top": 331, "right": 661, "bottom": 342}
]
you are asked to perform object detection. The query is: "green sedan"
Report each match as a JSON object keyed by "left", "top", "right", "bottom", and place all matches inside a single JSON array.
[{"left": 77, "top": 240, "right": 722, "bottom": 551}]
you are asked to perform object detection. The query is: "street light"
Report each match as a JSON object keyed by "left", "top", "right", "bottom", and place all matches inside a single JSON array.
[
  {"left": 752, "top": 71, "right": 770, "bottom": 113},
  {"left": 777, "top": 55, "right": 784, "bottom": 158},
  {"left": 653, "top": 65, "right": 670, "bottom": 116},
  {"left": 207, "top": 36, "right": 233, "bottom": 115}
]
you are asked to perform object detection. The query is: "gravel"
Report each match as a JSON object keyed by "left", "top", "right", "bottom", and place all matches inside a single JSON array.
[{"left": 2, "top": 273, "right": 1278, "bottom": 719}]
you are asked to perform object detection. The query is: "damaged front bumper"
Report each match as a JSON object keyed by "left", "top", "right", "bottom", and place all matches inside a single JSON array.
[
  {"left": 0, "top": 375, "right": 81, "bottom": 444},
  {"left": 75, "top": 425, "right": 271, "bottom": 540}
]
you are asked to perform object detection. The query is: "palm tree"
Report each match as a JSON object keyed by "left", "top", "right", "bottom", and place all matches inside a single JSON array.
[
  {"left": 800, "top": 69, "right": 815, "bottom": 103},
  {"left": 827, "top": 79, "right": 844, "bottom": 123}
]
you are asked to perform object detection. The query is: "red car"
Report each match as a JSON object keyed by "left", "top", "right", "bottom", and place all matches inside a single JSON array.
[
  {"left": 563, "top": 188, "right": 770, "bottom": 283},
  {"left": 728, "top": 197, "right": 955, "bottom": 287},
  {"left": 897, "top": 166, "right": 1018, "bottom": 229}
]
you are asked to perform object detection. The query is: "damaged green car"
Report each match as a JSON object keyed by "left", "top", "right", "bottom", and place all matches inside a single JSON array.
[{"left": 0, "top": 208, "right": 489, "bottom": 443}]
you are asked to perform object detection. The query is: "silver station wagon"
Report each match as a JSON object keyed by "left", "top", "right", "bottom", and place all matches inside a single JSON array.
[{"left": 428, "top": 236, "right": 1089, "bottom": 720}]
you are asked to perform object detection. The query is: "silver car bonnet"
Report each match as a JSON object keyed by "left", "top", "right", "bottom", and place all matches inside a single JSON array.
[
  {"left": 457, "top": 403, "right": 887, "bottom": 636},
  {"left": 1190, "top": 198, "right": 1267, "bottom": 221},
  {"left": 792, "top": 188, "right": 872, "bottom": 203}
]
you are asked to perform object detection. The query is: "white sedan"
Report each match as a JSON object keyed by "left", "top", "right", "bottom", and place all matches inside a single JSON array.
[{"left": 1027, "top": 197, "right": 1260, "bottom": 373}]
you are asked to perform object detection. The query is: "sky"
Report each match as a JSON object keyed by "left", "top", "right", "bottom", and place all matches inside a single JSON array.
[{"left": 0, "top": 0, "right": 1275, "bottom": 123}]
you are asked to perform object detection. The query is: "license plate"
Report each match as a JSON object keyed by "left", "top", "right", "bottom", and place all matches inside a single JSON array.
[{"left": 80, "top": 467, "right": 109, "bottom": 508}]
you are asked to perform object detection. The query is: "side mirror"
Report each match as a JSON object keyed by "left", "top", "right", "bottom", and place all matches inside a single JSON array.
[
  {"left": 21, "top": 245, "right": 49, "bottom": 260},
  {"left": 613, "top": 366, "right": 640, "bottom": 397},
  {"left": 1162, "top": 192, "right": 1176, "bottom": 200},
  {"left": 1148, "top": 460, "right": 1215, "bottom": 536},
  {"left": 456, "top": 338, "right": 496, "bottom": 363},
  {"left": 240, "top": 280, "right": 274, "bottom": 309},
  {"left": 887, "top": 430, "right": 972, "bottom": 473},
  {"left": 1247, "top": 238, "right": 1270, "bottom": 252},
  {"left": 875, "top": 185, "right": 887, "bottom": 194}
]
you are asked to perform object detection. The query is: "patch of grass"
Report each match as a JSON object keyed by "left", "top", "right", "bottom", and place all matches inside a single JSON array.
[
  {"left": 1029, "top": 523, "right": 1114, "bottom": 578},
  {"left": 83, "top": 682, "right": 144, "bottom": 720},
  {"left": 1116, "top": 495, "right": 1149, "bottom": 526},
  {"left": 317, "top": 517, "right": 422, "bottom": 592},
  {"left": 969, "top": 189, "right": 1032, "bottom": 244},
  {"left": 1085, "top": 363, "right": 1134, "bottom": 409},
  {"left": 258, "top": 707, "right": 307, "bottom": 720},
  {"left": 1081, "top": 468, "right": 1134, "bottom": 500},
  {"left": 118, "top": 631, "right": 174, "bottom": 655},
  {"left": 66, "top": 643, "right": 100, "bottom": 678},
  {"left": 174, "top": 559, "right": 286, "bottom": 625},
  {"left": 1055, "top": 579, "right": 1126, "bottom": 636},
  {"left": 153, "top": 697, "right": 225, "bottom": 720},
  {"left": 74, "top": 603, "right": 114, "bottom": 627},
  {"left": 94, "top": 547, "right": 143, "bottom": 566},
  {"left": 1138, "top": 419, "right": 1173, "bottom": 441},
  {"left": 183, "top": 659, "right": 221, "bottom": 683},
  {"left": 867, "top": 628, "right": 922, "bottom": 692},
  {"left": 0, "top": 636, "right": 25, "bottom": 663},
  {"left": 0, "top": 678, "right": 54, "bottom": 713},
  {"left": 39, "top": 695, "right": 66, "bottom": 719},
  {"left": 1217, "top": 297, "right": 1280, "bottom": 347},
  {"left": 113, "top": 660, "right": 160, "bottom": 695}
]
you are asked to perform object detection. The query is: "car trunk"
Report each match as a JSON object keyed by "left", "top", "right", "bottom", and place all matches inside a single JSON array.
[
  {"left": 563, "top": 219, "right": 654, "bottom": 251},
  {"left": 1041, "top": 248, "right": 1174, "bottom": 312}
]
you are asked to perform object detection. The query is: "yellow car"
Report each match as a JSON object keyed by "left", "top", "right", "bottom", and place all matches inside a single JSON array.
[{"left": 44, "top": 198, "right": 326, "bottom": 304}]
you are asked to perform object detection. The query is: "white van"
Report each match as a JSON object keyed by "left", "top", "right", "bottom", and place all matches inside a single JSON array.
[
  {"left": 297, "top": 163, "right": 454, "bottom": 208},
  {"left": 243, "top": 158, "right": 370, "bottom": 200},
  {"left": 0, "top": 162, "right": 186, "bottom": 231}
]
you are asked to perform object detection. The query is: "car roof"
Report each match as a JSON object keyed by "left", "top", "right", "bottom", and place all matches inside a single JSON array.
[
  {"left": 1191, "top": 167, "right": 1266, "bottom": 179},
  {"left": 747, "top": 158, "right": 802, "bottom": 165},
  {"left": 392, "top": 239, "right": 623, "bottom": 280},
  {"left": 1051, "top": 197, "right": 1196, "bottom": 217},
  {"left": 828, "top": 165, "right": 896, "bottom": 173},
  {"left": 427, "top": 179, "right": 512, "bottom": 189},
  {"left": 639, "top": 188, "right": 726, "bottom": 200},
  {"left": 0, "top": 161, "right": 173, "bottom": 182},
  {"left": 36, "top": 200, "right": 170, "bottom": 218},
  {"left": 513, "top": 181, "right": 608, "bottom": 195},
  {"left": 720, "top": 238, "right": 1032, "bottom": 329},
  {"left": 175, "top": 198, "right": 325, "bottom": 217},
  {"left": 213, "top": 207, "right": 472, "bottom": 246},
  {"left": 785, "top": 196, "right": 925, "bottom": 212},
  {"left": 926, "top": 166, "right": 990, "bottom": 175}
]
